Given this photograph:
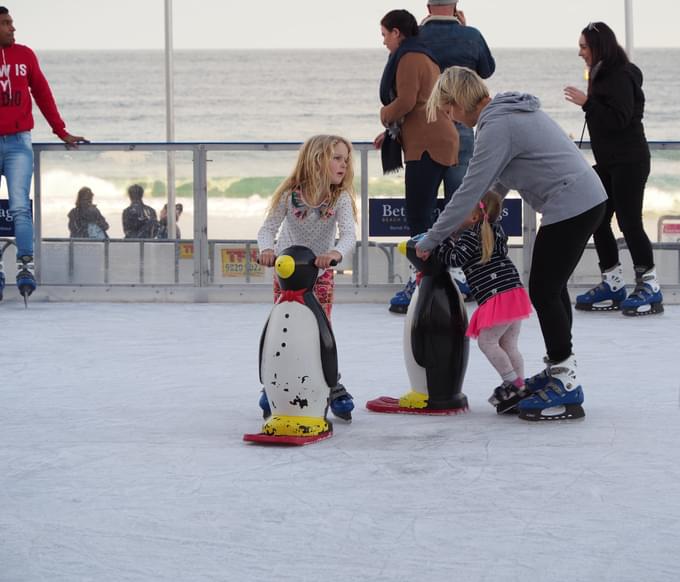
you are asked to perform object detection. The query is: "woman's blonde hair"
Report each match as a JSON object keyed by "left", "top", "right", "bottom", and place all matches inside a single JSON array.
[
  {"left": 476, "top": 191, "right": 503, "bottom": 264},
  {"left": 426, "top": 66, "right": 490, "bottom": 123},
  {"left": 267, "top": 134, "right": 357, "bottom": 218}
]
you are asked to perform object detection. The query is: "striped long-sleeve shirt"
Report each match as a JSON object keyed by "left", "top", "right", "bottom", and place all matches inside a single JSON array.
[{"left": 435, "top": 222, "right": 523, "bottom": 305}]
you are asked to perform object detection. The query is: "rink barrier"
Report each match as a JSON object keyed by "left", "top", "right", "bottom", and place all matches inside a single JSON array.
[{"left": 12, "top": 140, "right": 680, "bottom": 303}]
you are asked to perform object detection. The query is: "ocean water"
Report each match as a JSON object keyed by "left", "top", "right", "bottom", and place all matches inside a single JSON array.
[
  {"left": 10, "top": 49, "right": 680, "bottom": 238},
  {"left": 30, "top": 48, "right": 680, "bottom": 143}
]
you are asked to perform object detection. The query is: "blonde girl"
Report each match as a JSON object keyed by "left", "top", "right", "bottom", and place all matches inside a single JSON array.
[
  {"left": 434, "top": 191, "right": 532, "bottom": 413},
  {"left": 257, "top": 134, "right": 357, "bottom": 419},
  {"left": 257, "top": 134, "right": 357, "bottom": 318}
]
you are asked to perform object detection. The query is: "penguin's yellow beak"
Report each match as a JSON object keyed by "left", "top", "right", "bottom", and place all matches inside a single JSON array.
[
  {"left": 397, "top": 240, "right": 408, "bottom": 256},
  {"left": 275, "top": 255, "right": 296, "bottom": 279}
]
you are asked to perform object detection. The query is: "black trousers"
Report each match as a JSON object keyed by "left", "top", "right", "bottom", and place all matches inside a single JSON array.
[
  {"left": 529, "top": 202, "right": 606, "bottom": 363},
  {"left": 593, "top": 160, "right": 654, "bottom": 271},
  {"left": 404, "top": 151, "right": 450, "bottom": 236}
]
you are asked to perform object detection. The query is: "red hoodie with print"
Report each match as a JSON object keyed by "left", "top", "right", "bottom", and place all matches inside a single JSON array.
[{"left": 0, "top": 43, "right": 67, "bottom": 138}]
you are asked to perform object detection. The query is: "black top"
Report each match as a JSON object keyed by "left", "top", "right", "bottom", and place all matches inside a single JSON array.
[
  {"left": 435, "top": 222, "right": 522, "bottom": 305},
  {"left": 583, "top": 62, "right": 650, "bottom": 165},
  {"left": 122, "top": 202, "right": 159, "bottom": 239},
  {"left": 67, "top": 205, "right": 109, "bottom": 239}
]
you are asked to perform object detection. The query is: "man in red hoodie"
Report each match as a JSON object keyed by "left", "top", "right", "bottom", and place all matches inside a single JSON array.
[{"left": 0, "top": 6, "right": 87, "bottom": 301}]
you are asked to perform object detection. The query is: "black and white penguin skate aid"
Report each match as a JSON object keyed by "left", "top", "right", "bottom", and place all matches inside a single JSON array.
[
  {"left": 366, "top": 237, "right": 469, "bottom": 415},
  {"left": 244, "top": 246, "right": 343, "bottom": 446}
]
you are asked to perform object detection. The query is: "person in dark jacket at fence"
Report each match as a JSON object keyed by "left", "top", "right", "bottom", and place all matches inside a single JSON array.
[
  {"left": 67, "top": 186, "right": 109, "bottom": 239},
  {"left": 122, "top": 184, "right": 158, "bottom": 239},
  {"left": 156, "top": 202, "right": 183, "bottom": 239}
]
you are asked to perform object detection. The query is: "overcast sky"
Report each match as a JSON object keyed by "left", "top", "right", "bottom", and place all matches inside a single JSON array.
[{"left": 7, "top": 0, "right": 680, "bottom": 50}]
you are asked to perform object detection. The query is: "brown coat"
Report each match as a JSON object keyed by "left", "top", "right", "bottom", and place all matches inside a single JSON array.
[{"left": 380, "top": 52, "right": 459, "bottom": 167}]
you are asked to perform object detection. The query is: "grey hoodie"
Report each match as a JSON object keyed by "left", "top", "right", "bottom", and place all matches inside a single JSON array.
[{"left": 418, "top": 92, "right": 607, "bottom": 251}]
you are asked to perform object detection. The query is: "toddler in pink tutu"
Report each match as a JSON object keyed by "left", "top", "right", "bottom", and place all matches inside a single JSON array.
[{"left": 434, "top": 191, "right": 532, "bottom": 414}]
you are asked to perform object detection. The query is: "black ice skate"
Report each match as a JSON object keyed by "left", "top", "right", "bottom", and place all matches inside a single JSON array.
[
  {"left": 488, "top": 382, "right": 531, "bottom": 414},
  {"left": 16, "top": 255, "right": 36, "bottom": 307}
]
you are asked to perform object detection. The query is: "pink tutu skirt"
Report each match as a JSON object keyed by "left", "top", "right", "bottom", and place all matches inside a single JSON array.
[{"left": 466, "top": 287, "right": 532, "bottom": 339}]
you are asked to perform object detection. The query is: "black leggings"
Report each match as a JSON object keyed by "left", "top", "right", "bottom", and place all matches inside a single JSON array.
[
  {"left": 529, "top": 203, "right": 606, "bottom": 363},
  {"left": 593, "top": 160, "right": 654, "bottom": 270},
  {"left": 404, "top": 151, "right": 450, "bottom": 236}
]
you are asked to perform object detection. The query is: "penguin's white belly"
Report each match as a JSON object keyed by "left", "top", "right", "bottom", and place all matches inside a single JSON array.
[
  {"left": 403, "top": 285, "right": 427, "bottom": 394},
  {"left": 261, "top": 302, "right": 329, "bottom": 417}
]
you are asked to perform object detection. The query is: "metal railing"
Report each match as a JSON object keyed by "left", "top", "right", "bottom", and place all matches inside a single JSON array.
[{"left": 28, "top": 140, "right": 680, "bottom": 296}]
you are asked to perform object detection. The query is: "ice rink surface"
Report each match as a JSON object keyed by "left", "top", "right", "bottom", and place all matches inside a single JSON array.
[{"left": 1, "top": 301, "right": 679, "bottom": 582}]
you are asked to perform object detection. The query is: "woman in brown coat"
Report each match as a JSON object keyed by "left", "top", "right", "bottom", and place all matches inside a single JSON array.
[{"left": 374, "top": 8, "right": 459, "bottom": 311}]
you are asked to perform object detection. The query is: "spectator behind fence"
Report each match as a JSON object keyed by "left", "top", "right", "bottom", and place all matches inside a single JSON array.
[
  {"left": 67, "top": 186, "right": 109, "bottom": 239},
  {"left": 157, "top": 203, "right": 184, "bottom": 240},
  {"left": 122, "top": 184, "right": 158, "bottom": 239}
]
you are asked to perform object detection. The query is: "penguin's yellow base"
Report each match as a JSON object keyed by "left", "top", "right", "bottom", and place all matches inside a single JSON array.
[
  {"left": 262, "top": 415, "right": 331, "bottom": 437},
  {"left": 398, "top": 390, "right": 429, "bottom": 409}
]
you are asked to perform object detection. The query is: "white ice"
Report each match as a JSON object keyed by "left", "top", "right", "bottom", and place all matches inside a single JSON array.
[{"left": 1, "top": 301, "right": 680, "bottom": 582}]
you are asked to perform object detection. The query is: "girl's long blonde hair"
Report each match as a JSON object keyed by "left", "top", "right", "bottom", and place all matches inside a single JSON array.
[
  {"left": 477, "top": 191, "right": 503, "bottom": 264},
  {"left": 426, "top": 66, "right": 490, "bottom": 123},
  {"left": 267, "top": 134, "right": 357, "bottom": 218}
]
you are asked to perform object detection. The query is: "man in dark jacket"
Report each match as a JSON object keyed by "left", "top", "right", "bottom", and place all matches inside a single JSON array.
[
  {"left": 122, "top": 184, "right": 158, "bottom": 239},
  {"left": 420, "top": 0, "right": 495, "bottom": 198}
]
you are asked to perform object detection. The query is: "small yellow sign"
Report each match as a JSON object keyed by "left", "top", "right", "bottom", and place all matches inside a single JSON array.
[
  {"left": 221, "top": 247, "right": 264, "bottom": 278},
  {"left": 179, "top": 243, "right": 194, "bottom": 259}
]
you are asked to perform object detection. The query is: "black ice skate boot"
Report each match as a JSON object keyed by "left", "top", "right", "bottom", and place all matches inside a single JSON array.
[
  {"left": 16, "top": 255, "right": 36, "bottom": 305},
  {"left": 488, "top": 381, "right": 532, "bottom": 415}
]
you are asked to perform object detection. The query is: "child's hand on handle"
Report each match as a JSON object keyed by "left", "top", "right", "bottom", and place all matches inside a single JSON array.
[
  {"left": 315, "top": 251, "right": 342, "bottom": 269},
  {"left": 258, "top": 249, "right": 276, "bottom": 267},
  {"left": 415, "top": 244, "right": 431, "bottom": 261}
]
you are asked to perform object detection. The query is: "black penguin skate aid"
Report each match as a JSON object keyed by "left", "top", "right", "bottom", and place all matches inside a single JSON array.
[
  {"left": 366, "top": 237, "right": 469, "bottom": 415},
  {"left": 244, "top": 246, "right": 342, "bottom": 445}
]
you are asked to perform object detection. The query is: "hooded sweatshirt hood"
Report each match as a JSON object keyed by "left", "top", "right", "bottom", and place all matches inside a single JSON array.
[{"left": 477, "top": 92, "right": 541, "bottom": 130}]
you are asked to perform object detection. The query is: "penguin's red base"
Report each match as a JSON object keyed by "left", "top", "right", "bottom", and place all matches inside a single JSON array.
[
  {"left": 243, "top": 431, "right": 333, "bottom": 446},
  {"left": 366, "top": 396, "right": 468, "bottom": 415}
]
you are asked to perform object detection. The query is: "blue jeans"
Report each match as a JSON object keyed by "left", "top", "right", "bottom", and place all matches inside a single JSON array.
[
  {"left": 0, "top": 132, "right": 34, "bottom": 259},
  {"left": 443, "top": 123, "right": 474, "bottom": 202}
]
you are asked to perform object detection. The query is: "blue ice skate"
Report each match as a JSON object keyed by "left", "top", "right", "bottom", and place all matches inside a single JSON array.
[
  {"left": 450, "top": 267, "right": 473, "bottom": 302},
  {"left": 621, "top": 267, "right": 663, "bottom": 316},
  {"left": 329, "top": 383, "right": 354, "bottom": 422},
  {"left": 575, "top": 264, "right": 626, "bottom": 312},
  {"left": 388, "top": 277, "right": 417, "bottom": 314},
  {"left": 518, "top": 355, "right": 585, "bottom": 421},
  {"left": 259, "top": 389, "right": 271, "bottom": 419}
]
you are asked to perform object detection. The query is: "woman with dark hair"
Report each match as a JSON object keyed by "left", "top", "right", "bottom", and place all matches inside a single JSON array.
[
  {"left": 564, "top": 21, "right": 663, "bottom": 316},
  {"left": 67, "top": 186, "right": 109, "bottom": 239},
  {"left": 374, "top": 9, "right": 459, "bottom": 313}
]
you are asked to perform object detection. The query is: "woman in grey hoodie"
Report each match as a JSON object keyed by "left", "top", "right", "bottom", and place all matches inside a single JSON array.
[{"left": 415, "top": 66, "right": 607, "bottom": 421}]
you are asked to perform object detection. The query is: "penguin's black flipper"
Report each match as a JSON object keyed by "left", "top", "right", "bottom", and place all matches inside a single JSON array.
[
  {"left": 258, "top": 315, "right": 271, "bottom": 385},
  {"left": 304, "top": 291, "right": 338, "bottom": 388}
]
